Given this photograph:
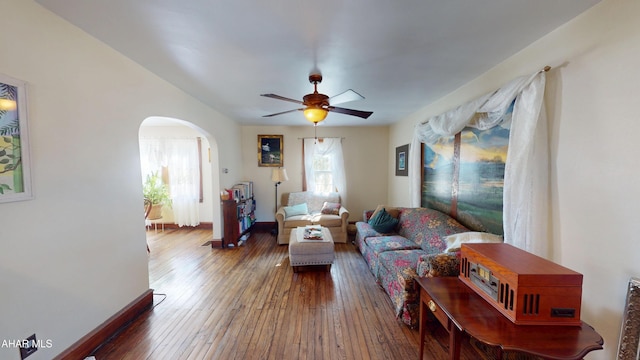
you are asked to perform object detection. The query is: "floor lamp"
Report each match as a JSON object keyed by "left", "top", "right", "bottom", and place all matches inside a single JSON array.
[{"left": 272, "top": 167, "right": 289, "bottom": 235}]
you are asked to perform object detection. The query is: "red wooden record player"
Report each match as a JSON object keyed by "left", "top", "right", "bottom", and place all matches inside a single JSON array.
[{"left": 459, "top": 243, "right": 583, "bottom": 326}]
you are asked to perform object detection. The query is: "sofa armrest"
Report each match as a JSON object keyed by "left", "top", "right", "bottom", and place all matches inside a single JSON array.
[
  {"left": 339, "top": 206, "right": 349, "bottom": 231},
  {"left": 339, "top": 207, "right": 349, "bottom": 220},
  {"left": 416, "top": 252, "right": 460, "bottom": 278},
  {"left": 276, "top": 207, "right": 287, "bottom": 234},
  {"left": 362, "top": 209, "right": 374, "bottom": 222},
  {"left": 276, "top": 207, "right": 286, "bottom": 222}
]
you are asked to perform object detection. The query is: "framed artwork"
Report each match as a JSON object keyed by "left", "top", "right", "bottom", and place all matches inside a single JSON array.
[
  {"left": 618, "top": 277, "right": 640, "bottom": 360},
  {"left": 395, "top": 144, "right": 408, "bottom": 176},
  {"left": 421, "top": 101, "right": 513, "bottom": 235},
  {"left": 258, "top": 134, "right": 283, "bottom": 167},
  {"left": 0, "top": 73, "right": 32, "bottom": 203}
]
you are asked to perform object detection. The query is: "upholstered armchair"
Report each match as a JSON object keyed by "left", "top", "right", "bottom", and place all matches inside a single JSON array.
[{"left": 275, "top": 191, "right": 349, "bottom": 245}]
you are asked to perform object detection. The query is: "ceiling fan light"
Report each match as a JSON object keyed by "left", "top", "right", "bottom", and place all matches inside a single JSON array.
[{"left": 303, "top": 106, "right": 328, "bottom": 124}]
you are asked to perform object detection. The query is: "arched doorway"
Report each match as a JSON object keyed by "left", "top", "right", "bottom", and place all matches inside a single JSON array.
[{"left": 138, "top": 116, "right": 221, "bottom": 243}]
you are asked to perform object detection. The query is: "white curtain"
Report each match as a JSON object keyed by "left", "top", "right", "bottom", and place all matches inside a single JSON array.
[
  {"left": 409, "top": 70, "right": 548, "bottom": 256},
  {"left": 140, "top": 137, "right": 201, "bottom": 227},
  {"left": 303, "top": 138, "right": 347, "bottom": 206}
]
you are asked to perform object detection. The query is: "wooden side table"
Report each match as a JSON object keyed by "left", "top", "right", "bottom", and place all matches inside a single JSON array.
[{"left": 417, "top": 277, "right": 603, "bottom": 360}]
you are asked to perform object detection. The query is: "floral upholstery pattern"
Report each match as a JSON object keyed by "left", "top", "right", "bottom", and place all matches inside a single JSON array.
[
  {"left": 366, "top": 236, "right": 420, "bottom": 280},
  {"left": 355, "top": 207, "right": 469, "bottom": 327},
  {"left": 397, "top": 207, "right": 469, "bottom": 252},
  {"left": 416, "top": 252, "right": 461, "bottom": 278}
]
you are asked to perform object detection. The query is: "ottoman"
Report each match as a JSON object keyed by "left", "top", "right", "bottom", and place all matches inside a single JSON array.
[{"left": 288, "top": 226, "right": 334, "bottom": 272}]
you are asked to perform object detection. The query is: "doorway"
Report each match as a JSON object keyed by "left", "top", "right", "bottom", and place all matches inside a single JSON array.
[{"left": 138, "top": 116, "right": 220, "bottom": 245}]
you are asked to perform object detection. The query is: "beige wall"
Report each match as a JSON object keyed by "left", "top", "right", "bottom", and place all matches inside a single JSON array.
[
  {"left": 390, "top": 0, "right": 640, "bottom": 358},
  {"left": 0, "top": 1, "right": 242, "bottom": 359},
  {"left": 241, "top": 126, "right": 389, "bottom": 223}
]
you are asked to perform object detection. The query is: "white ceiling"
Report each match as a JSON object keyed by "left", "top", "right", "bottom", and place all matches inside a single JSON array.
[{"left": 35, "top": 0, "right": 600, "bottom": 127}]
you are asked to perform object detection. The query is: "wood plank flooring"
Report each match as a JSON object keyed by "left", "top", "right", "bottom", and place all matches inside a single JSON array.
[{"left": 90, "top": 228, "right": 486, "bottom": 360}]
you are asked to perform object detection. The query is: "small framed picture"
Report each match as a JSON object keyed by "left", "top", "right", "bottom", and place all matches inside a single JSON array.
[
  {"left": 395, "top": 144, "right": 408, "bottom": 176},
  {"left": 258, "top": 135, "right": 283, "bottom": 167},
  {"left": 0, "top": 73, "right": 33, "bottom": 203}
]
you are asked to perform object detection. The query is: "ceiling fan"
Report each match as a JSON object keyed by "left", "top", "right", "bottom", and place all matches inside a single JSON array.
[{"left": 261, "top": 74, "right": 373, "bottom": 124}]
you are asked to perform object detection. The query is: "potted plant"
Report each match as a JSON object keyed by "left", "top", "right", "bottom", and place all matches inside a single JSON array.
[{"left": 143, "top": 171, "right": 171, "bottom": 219}]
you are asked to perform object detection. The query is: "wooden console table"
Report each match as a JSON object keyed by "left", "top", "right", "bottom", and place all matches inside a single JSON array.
[{"left": 417, "top": 277, "right": 603, "bottom": 360}]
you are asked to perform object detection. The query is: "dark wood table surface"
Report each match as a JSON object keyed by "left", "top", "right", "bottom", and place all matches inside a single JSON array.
[{"left": 417, "top": 277, "right": 603, "bottom": 360}]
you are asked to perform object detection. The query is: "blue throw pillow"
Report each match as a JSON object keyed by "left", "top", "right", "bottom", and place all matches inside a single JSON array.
[
  {"left": 368, "top": 208, "right": 399, "bottom": 233},
  {"left": 283, "top": 203, "right": 308, "bottom": 217}
]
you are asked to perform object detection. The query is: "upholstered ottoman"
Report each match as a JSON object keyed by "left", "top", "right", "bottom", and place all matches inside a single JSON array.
[{"left": 288, "top": 226, "right": 334, "bottom": 272}]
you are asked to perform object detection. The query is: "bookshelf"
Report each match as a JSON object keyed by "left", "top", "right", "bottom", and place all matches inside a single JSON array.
[{"left": 219, "top": 182, "right": 256, "bottom": 248}]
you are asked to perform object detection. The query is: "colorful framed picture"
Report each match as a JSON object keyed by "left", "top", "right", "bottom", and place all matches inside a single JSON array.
[
  {"left": 395, "top": 144, "right": 408, "bottom": 176},
  {"left": 421, "top": 104, "right": 512, "bottom": 235},
  {"left": 258, "top": 134, "right": 283, "bottom": 167},
  {"left": 0, "top": 73, "right": 32, "bottom": 203}
]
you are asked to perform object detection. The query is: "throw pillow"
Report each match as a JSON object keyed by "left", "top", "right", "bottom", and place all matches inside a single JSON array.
[
  {"left": 283, "top": 203, "right": 309, "bottom": 217},
  {"left": 444, "top": 232, "right": 504, "bottom": 252},
  {"left": 368, "top": 208, "right": 399, "bottom": 233},
  {"left": 370, "top": 204, "right": 401, "bottom": 220},
  {"left": 320, "top": 201, "right": 341, "bottom": 215}
]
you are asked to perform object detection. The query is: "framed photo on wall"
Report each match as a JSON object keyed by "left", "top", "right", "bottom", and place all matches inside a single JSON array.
[
  {"left": 258, "top": 134, "right": 283, "bottom": 167},
  {"left": 395, "top": 144, "right": 408, "bottom": 176},
  {"left": 0, "top": 73, "right": 32, "bottom": 203}
]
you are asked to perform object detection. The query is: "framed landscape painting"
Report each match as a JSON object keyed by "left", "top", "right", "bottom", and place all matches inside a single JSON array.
[
  {"left": 421, "top": 102, "right": 512, "bottom": 234},
  {"left": 258, "top": 134, "right": 283, "bottom": 167},
  {"left": 0, "top": 73, "right": 32, "bottom": 203},
  {"left": 422, "top": 138, "right": 455, "bottom": 216}
]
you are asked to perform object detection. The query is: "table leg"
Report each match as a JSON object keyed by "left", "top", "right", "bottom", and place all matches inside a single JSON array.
[
  {"left": 419, "top": 299, "right": 426, "bottom": 360},
  {"left": 448, "top": 321, "right": 462, "bottom": 360}
]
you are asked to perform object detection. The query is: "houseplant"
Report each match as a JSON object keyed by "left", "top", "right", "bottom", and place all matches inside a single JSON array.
[{"left": 143, "top": 171, "right": 171, "bottom": 219}]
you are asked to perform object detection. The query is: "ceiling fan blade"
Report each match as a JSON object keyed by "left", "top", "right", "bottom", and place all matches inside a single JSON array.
[
  {"left": 328, "top": 106, "right": 373, "bottom": 119},
  {"left": 261, "top": 93, "right": 304, "bottom": 105},
  {"left": 329, "top": 89, "right": 365, "bottom": 105},
  {"left": 262, "top": 108, "right": 303, "bottom": 117}
]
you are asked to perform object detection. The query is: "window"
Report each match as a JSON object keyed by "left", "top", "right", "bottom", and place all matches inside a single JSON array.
[
  {"left": 303, "top": 138, "right": 346, "bottom": 203},
  {"left": 311, "top": 153, "right": 334, "bottom": 193}
]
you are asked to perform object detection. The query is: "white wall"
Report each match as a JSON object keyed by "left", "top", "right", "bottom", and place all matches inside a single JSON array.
[
  {"left": 0, "top": 1, "right": 242, "bottom": 359},
  {"left": 241, "top": 125, "right": 389, "bottom": 223},
  {"left": 390, "top": 0, "right": 640, "bottom": 358}
]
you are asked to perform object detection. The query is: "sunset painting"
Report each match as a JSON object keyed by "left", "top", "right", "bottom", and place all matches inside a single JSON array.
[{"left": 422, "top": 107, "right": 512, "bottom": 234}]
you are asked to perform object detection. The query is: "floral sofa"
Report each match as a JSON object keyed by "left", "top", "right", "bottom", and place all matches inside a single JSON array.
[
  {"left": 355, "top": 206, "right": 470, "bottom": 327},
  {"left": 276, "top": 191, "right": 349, "bottom": 245}
]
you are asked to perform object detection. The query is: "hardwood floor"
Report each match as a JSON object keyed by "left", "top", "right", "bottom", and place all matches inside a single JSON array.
[{"left": 90, "top": 228, "right": 485, "bottom": 360}]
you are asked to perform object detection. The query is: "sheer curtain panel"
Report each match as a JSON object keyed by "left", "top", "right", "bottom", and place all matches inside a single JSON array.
[
  {"left": 409, "top": 70, "right": 548, "bottom": 256},
  {"left": 139, "top": 137, "right": 201, "bottom": 227},
  {"left": 303, "top": 138, "right": 347, "bottom": 206}
]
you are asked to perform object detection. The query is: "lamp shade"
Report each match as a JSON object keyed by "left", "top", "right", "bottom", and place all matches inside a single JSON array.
[
  {"left": 271, "top": 168, "right": 289, "bottom": 182},
  {"left": 303, "top": 106, "right": 328, "bottom": 124}
]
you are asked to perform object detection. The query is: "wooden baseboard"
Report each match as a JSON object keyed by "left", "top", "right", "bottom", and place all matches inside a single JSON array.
[
  {"left": 210, "top": 239, "right": 223, "bottom": 248},
  {"left": 254, "top": 222, "right": 275, "bottom": 232},
  {"left": 54, "top": 289, "right": 154, "bottom": 360},
  {"left": 147, "top": 222, "right": 213, "bottom": 230}
]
